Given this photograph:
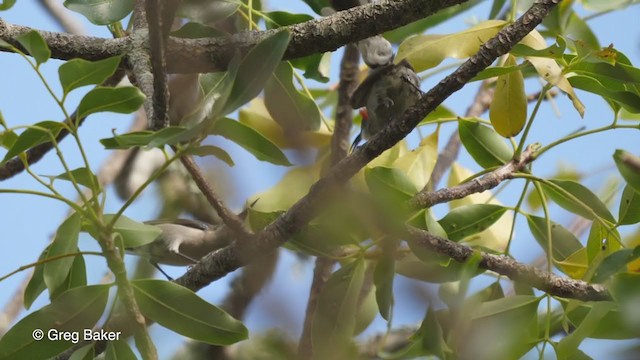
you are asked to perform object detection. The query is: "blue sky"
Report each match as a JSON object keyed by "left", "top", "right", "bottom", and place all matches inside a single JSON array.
[{"left": 1, "top": 1, "right": 639, "bottom": 358}]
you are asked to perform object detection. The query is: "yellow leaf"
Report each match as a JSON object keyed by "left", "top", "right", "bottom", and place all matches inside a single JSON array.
[
  {"left": 520, "top": 30, "right": 585, "bottom": 117},
  {"left": 250, "top": 163, "right": 321, "bottom": 212},
  {"left": 393, "top": 129, "right": 439, "bottom": 189},
  {"left": 396, "top": 20, "right": 506, "bottom": 72},
  {"left": 556, "top": 248, "right": 588, "bottom": 279},
  {"left": 489, "top": 55, "right": 527, "bottom": 138},
  {"left": 239, "top": 99, "right": 332, "bottom": 149}
]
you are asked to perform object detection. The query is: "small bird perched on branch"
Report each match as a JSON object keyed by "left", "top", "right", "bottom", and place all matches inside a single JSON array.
[
  {"left": 350, "top": 58, "right": 423, "bottom": 150},
  {"left": 126, "top": 218, "right": 234, "bottom": 279}
]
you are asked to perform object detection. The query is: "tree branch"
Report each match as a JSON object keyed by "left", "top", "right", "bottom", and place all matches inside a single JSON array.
[
  {"left": 1, "top": 0, "right": 469, "bottom": 74},
  {"left": 176, "top": 153, "right": 253, "bottom": 240},
  {"left": 407, "top": 227, "right": 610, "bottom": 301},
  {"left": 174, "top": 0, "right": 565, "bottom": 294},
  {"left": 145, "top": 0, "right": 170, "bottom": 130}
]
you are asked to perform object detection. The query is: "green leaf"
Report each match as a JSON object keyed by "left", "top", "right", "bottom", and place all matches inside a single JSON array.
[
  {"left": 59, "top": 56, "right": 122, "bottom": 95},
  {"left": 221, "top": 30, "right": 291, "bottom": 115},
  {"left": 557, "top": 302, "right": 614, "bottom": 359},
  {"left": 365, "top": 166, "right": 418, "bottom": 204},
  {"left": 614, "top": 150, "right": 640, "bottom": 194},
  {"left": 51, "top": 251, "right": 87, "bottom": 300},
  {"left": 569, "top": 75, "right": 640, "bottom": 113},
  {"left": 0, "top": 285, "right": 110, "bottom": 360},
  {"left": 64, "top": 0, "right": 134, "bottom": 25},
  {"left": 396, "top": 20, "right": 505, "bottom": 72},
  {"left": 618, "top": 185, "right": 640, "bottom": 225},
  {"left": 489, "top": 55, "right": 527, "bottom": 137},
  {"left": 49, "top": 167, "right": 99, "bottom": 189},
  {"left": 586, "top": 221, "right": 622, "bottom": 264},
  {"left": 100, "top": 126, "right": 195, "bottom": 149},
  {"left": 16, "top": 30, "right": 50, "bottom": 65},
  {"left": 542, "top": 179, "right": 616, "bottom": 223},
  {"left": 77, "top": 86, "right": 145, "bottom": 119},
  {"left": 374, "top": 244, "right": 395, "bottom": 320},
  {"left": 593, "top": 247, "right": 640, "bottom": 283},
  {"left": 24, "top": 246, "right": 51, "bottom": 309},
  {"left": 466, "top": 295, "right": 541, "bottom": 360},
  {"left": 312, "top": 258, "right": 365, "bottom": 360},
  {"left": 264, "top": 62, "right": 321, "bottom": 131},
  {"left": 44, "top": 213, "right": 82, "bottom": 295},
  {"left": 210, "top": 118, "right": 290, "bottom": 166},
  {"left": 527, "top": 215, "right": 583, "bottom": 262},
  {"left": 0, "top": 0, "right": 16, "bottom": 10},
  {"left": 105, "top": 341, "right": 137, "bottom": 360},
  {"left": 132, "top": 279, "right": 248, "bottom": 345},
  {"left": 178, "top": 0, "right": 238, "bottom": 23},
  {"left": 458, "top": 120, "right": 513, "bottom": 168},
  {"left": 0, "top": 130, "right": 18, "bottom": 150},
  {"left": 102, "top": 215, "right": 161, "bottom": 249},
  {"left": 2, "top": 121, "right": 64, "bottom": 163},
  {"left": 187, "top": 145, "right": 234, "bottom": 166},
  {"left": 561, "top": 299, "right": 633, "bottom": 339},
  {"left": 438, "top": 204, "right": 507, "bottom": 241}
]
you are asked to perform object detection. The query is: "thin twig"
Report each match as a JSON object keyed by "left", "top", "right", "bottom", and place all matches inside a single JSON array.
[{"left": 176, "top": 152, "right": 253, "bottom": 240}]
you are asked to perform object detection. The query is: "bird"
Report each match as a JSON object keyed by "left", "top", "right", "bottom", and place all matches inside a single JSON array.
[
  {"left": 126, "top": 218, "right": 234, "bottom": 279},
  {"left": 350, "top": 59, "right": 423, "bottom": 150}
]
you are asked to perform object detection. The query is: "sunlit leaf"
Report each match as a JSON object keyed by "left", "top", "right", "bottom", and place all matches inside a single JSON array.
[
  {"left": 489, "top": 55, "right": 527, "bottom": 137},
  {"left": 392, "top": 129, "right": 438, "bottom": 189},
  {"left": 396, "top": 20, "right": 505, "bottom": 72}
]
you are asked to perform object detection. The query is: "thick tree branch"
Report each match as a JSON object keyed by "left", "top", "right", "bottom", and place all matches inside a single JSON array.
[
  {"left": 1, "top": 0, "right": 469, "bottom": 73},
  {"left": 174, "top": 0, "right": 565, "bottom": 293},
  {"left": 0, "top": 17, "right": 129, "bottom": 60},
  {"left": 145, "top": 0, "right": 170, "bottom": 130}
]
